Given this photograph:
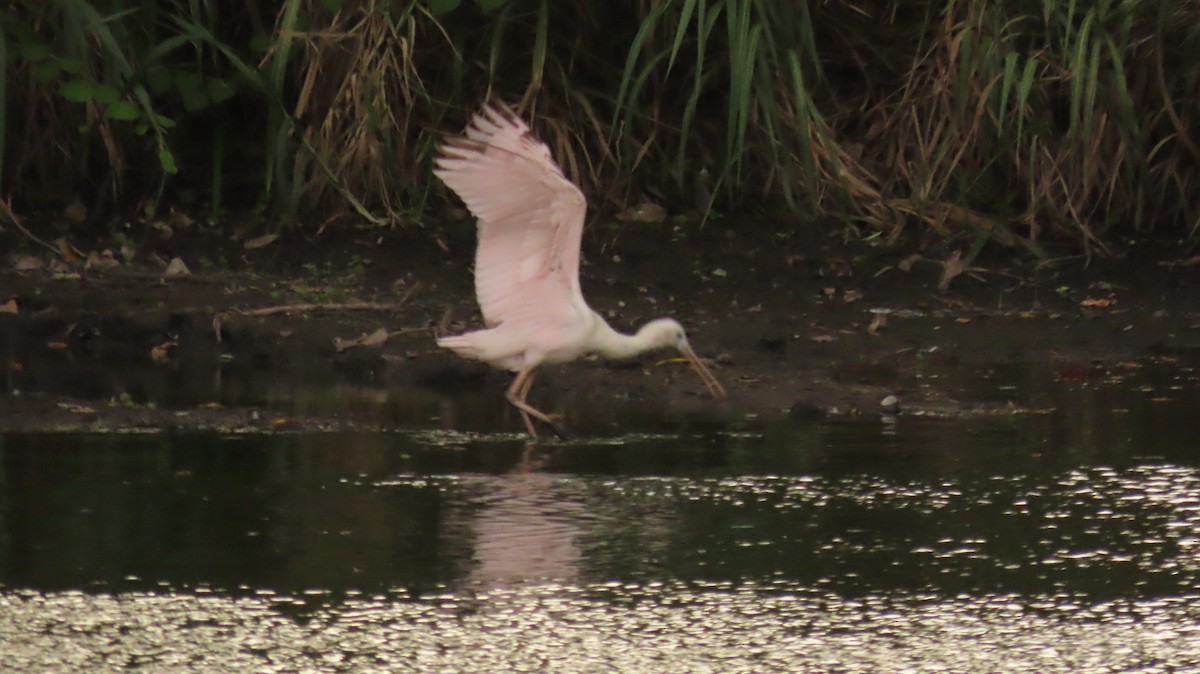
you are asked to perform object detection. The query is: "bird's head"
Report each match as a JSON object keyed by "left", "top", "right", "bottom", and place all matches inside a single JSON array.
[
  {"left": 638, "top": 318, "right": 727, "bottom": 398},
  {"left": 640, "top": 318, "right": 690, "bottom": 351}
]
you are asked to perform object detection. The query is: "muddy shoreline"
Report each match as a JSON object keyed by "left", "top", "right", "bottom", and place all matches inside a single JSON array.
[{"left": 2, "top": 227, "right": 1198, "bottom": 435}]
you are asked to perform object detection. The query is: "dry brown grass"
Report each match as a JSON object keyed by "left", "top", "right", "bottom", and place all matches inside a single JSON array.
[{"left": 3, "top": 0, "right": 1199, "bottom": 256}]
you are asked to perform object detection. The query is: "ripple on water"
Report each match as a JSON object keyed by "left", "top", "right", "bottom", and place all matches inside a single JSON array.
[
  {"left": 1, "top": 584, "right": 1199, "bottom": 673},
  {"left": 4, "top": 436, "right": 1200, "bottom": 672},
  {"left": 577, "top": 466, "right": 1200, "bottom": 595}
]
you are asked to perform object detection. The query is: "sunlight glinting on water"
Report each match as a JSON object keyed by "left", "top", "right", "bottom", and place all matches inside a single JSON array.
[
  {"left": 2, "top": 415, "right": 1199, "bottom": 672},
  {"left": 2, "top": 585, "right": 1199, "bottom": 673}
]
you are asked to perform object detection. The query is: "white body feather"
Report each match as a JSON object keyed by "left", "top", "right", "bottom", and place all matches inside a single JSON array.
[{"left": 433, "top": 104, "right": 725, "bottom": 428}]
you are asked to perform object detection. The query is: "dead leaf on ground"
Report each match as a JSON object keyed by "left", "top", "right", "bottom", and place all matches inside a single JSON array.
[
  {"left": 867, "top": 312, "right": 887, "bottom": 335},
  {"left": 57, "top": 401, "right": 95, "bottom": 415},
  {"left": 48, "top": 258, "right": 76, "bottom": 275},
  {"left": 163, "top": 257, "right": 191, "bottom": 278},
  {"left": 55, "top": 238, "right": 85, "bottom": 264},
  {"left": 0, "top": 299, "right": 18, "bottom": 315},
  {"left": 1158, "top": 255, "right": 1200, "bottom": 268},
  {"left": 169, "top": 208, "right": 196, "bottom": 229},
  {"left": 244, "top": 233, "right": 279, "bottom": 250},
  {"left": 14, "top": 256, "right": 44, "bottom": 272},
  {"left": 85, "top": 250, "right": 121, "bottom": 271},
  {"left": 359, "top": 327, "right": 391, "bottom": 348},
  {"left": 334, "top": 327, "right": 391, "bottom": 353},
  {"left": 1080, "top": 297, "right": 1116, "bottom": 308},
  {"left": 937, "top": 250, "right": 965, "bottom": 291},
  {"left": 150, "top": 339, "right": 179, "bottom": 364},
  {"left": 897, "top": 253, "right": 923, "bottom": 272},
  {"left": 810, "top": 334, "right": 837, "bottom": 343}
]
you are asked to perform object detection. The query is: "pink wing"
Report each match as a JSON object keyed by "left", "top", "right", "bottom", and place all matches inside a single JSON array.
[{"left": 434, "top": 104, "right": 587, "bottom": 329}]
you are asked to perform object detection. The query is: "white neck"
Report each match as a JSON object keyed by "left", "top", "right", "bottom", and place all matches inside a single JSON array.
[{"left": 588, "top": 312, "right": 663, "bottom": 360}]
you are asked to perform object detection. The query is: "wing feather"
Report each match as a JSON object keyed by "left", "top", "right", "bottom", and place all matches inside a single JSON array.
[{"left": 434, "top": 104, "right": 588, "bottom": 331}]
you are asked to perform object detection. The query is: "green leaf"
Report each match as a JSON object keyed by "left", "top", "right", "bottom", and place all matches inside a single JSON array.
[
  {"left": 176, "top": 72, "right": 209, "bottom": 111},
  {"left": 476, "top": 0, "right": 507, "bottom": 13},
  {"left": 58, "top": 57, "right": 84, "bottom": 74},
  {"left": 20, "top": 43, "right": 50, "bottom": 62},
  {"left": 153, "top": 114, "right": 176, "bottom": 129},
  {"left": 92, "top": 83, "right": 121, "bottom": 105},
  {"left": 59, "top": 78, "right": 96, "bottom": 102},
  {"left": 146, "top": 67, "right": 173, "bottom": 94},
  {"left": 104, "top": 101, "right": 140, "bottom": 121},
  {"left": 33, "top": 60, "right": 61, "bottom": 82},
  {"left": 431, "top": 0, "right": 462, "bottom": 14},
  {"left": 205, "top": 76, "right": 237, "bottom": 104},
  {"left": 249, "top": 33, "right": 271, "bottom": 54},
  {"left": 158, "top": 147, "right": 178, "bottom": 174},
  {"left": 319, "top": 0, "right": 348, "bottom": 10}
]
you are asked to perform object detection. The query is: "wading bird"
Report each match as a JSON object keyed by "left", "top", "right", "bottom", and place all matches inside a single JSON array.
[{"left": 434, "top": 103, "right": 727, "bottom": 438}]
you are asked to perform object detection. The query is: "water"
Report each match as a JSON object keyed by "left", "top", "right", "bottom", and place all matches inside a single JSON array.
[{"left": 1, "top": 359, "right": 1199, "bottom": 671}]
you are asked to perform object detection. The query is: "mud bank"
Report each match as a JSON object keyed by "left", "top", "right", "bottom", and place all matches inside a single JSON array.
[{"left": 2, "top": 227, "right": 1198, "bottom": 434}]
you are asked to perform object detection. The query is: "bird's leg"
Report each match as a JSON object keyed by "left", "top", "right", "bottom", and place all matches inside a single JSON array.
[
  {"left": 505, "top": 368, "right": 570, "bottom": 440},
  {"left": 507, "top": 369, "right": 539, "bottom": 438},
  {"left": 515, "top": 369, "right": 540, "bottom": 431}
]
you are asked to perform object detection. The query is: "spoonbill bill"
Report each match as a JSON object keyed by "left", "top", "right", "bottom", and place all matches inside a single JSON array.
[{"left": 434, "top": 103, "right": 726, "bottom": 438}]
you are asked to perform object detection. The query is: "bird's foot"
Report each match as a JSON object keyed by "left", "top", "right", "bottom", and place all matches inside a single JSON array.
[
  {"left": 534, "top": 414, "right": 572, "bottom": 441},
  {"left": 546, "top": 420, "right": 572, "bottom": 441},
  {"left": 515, "top": 410, "right": 571, "bottom": 442}
]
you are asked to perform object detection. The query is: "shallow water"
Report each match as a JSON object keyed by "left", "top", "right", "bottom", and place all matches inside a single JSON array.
[{"left": 2, "top": 386, "right": 1200, "bottom": 672}]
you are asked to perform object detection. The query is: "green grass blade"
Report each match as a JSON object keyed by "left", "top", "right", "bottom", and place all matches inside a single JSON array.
[
  {"left": 1015, "top": 56, "right": 1039, "bottom": 149},
  {"left": 611, "top": 0, "right": 671, "bottom": 132},
  {"left": 1082, "top": 34, "right": 1100, "bottom": 139},
  {"left": 676, "top": 1, "right": 721, "bottom": 182},
  {"left": 530, "top": 0, "right": 548, "bottom": 93},
  {"left": 787, "top": 49, "right": 818, "bottom": 207},
  {"left": 997, "top": 51, "right": 1017, "bottom": 132},
  {"left": 665, "top": 0, "right": 697, "bottom": 76},
  {"left": 1068, "top": 11, "right": 1093, "bottom": 139},
  {"left": 268, "top": 0, "right": 301, "bottom": 210},
  {"left": 725, "top": 0, "right": 757, "bottom": 183}
]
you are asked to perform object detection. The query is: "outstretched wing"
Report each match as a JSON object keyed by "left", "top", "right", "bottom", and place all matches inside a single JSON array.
[{"left": 434, "top": 104, "right": 588, "bottom": 330}]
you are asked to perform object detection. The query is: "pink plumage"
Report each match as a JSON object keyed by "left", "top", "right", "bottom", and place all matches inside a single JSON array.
[
  {"left": 435, "top": 105, "right": 585, "bottom": 331},
  {"left": 435, "top": 103, "right": 725, "bottom": 439}
]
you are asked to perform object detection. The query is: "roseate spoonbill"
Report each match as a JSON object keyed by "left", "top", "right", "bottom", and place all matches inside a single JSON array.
[{"left": 434, "top": 103, "right": 727, "bottom": 438}]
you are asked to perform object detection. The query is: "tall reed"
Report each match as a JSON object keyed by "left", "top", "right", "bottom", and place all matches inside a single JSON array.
[{"left": 1, "top": 0, "right": 1196, "bottom": 254}]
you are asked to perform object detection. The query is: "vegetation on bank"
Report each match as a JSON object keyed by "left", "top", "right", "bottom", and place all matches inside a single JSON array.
[{"left": 1, "top": 0, "right": 1197, "bottom": 259}]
